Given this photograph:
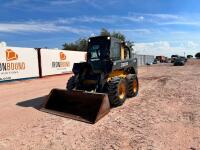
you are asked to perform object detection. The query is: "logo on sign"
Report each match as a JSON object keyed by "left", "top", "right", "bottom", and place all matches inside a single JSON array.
[
  {"left": 60, "top": 52, "right": 66, "bottom": 60},
  {"left": 52, "top": 52, "right": 70, "bottom": 68},
  {"left": 0, "top": 49, "right": 25, "bottom": 72},
  {"left": 6, "top": 49, "right": 18, "bottom": 61}
]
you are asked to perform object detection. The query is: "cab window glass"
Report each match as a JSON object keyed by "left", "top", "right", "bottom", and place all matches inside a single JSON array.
[
  {"left": 110, "top": 42, "right": 121, "bottom": 60},
  {"left": 124, "top": 47, "right": 130, "bottom": 59}
]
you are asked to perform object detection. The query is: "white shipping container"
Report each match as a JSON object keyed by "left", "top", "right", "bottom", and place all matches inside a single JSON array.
[
  {"left": 40, "top": 49, "right": 86, "bottom": 76},
  {"left": 0, "top": 47, "right": 39, "bottom": 81}
]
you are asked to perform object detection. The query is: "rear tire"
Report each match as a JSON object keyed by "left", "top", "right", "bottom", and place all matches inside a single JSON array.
[
  {"left": 66, "top": 76, "right": 76, "bottom": 91},
  {"left": 107, "top": 77, "right": 127, "bottom": 107},
  {"left": 126, "top": 74, "right": 139, "bottom": 97}
]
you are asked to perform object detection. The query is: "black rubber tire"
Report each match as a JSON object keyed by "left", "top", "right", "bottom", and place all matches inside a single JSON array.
[
  {"left": 126, "top": 74, "right": 139, "bottom": 97},
  {"left": 107, "top": 77, "right": 127, "bottom": 107},
  {"left": 66, "top": 76, "right": 76, "bottom": 91}
]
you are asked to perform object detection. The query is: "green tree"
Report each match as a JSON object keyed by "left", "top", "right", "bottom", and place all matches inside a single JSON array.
[
  {"left": 195, "top": 52, "right": 200, "bottom": 59},
  {"left": 63, "top": 38, "right": 88, "bottom": 51},
  {"left": 126, "top": 41, "right": 134, "bottom": 47},
  {"left": 76, "top": 38, "right": 88, "bottom": 51},
  {"left": 111, "top": 31, "right": 126, "bottom": 41},
  {"left": 126, "top": 41, "right": 135, "bottom": 52},
  {"left": 100, "top": 28, "right": 126, "bottom": 41},
  {"left": 62, "top": 42, "right": 78, "bottom": 50},
  {"left": 100, "top": 28, "right": 111, "bottom": 36},
  {"left": 62, "top": 28, "right": 134, "bottom": 51},
  {"left": 187, "top": 55, "right": 193, "bottom": 59}
]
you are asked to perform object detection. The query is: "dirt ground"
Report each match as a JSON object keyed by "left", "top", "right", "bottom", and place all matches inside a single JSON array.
[{"left": 0, "top": 59, "right": 200, "bottom": 150}]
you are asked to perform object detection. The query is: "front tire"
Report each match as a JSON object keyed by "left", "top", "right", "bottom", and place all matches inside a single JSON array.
[
  {"left": 126, "top": 74, "right": 139, "bottom": 97},
  {"left": 66, "top": 76, "right": 76, "bottom": 91},
  {"left": 107, "top": 77, "right": 127, "bottom": 107}
]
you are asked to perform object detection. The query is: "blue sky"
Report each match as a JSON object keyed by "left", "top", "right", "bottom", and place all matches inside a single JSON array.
[{"left": 0, "top": 0, "right": 200, "bottom": 56}]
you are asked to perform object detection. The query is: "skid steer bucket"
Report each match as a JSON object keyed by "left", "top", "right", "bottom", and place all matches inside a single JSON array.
[{"left": 40, "top": 89, "right": 110, "bottom": 124}]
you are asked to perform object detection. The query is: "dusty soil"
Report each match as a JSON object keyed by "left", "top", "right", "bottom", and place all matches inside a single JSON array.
[{"left": 0, "top": 59, "right": 200, "bottom": 150}]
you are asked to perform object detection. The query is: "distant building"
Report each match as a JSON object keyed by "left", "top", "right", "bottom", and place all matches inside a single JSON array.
[{"left": 133, "top": 54, "right": 154, "bottom": 66}]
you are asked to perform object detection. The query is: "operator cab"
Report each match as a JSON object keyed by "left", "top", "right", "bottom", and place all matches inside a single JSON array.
[
  {"left": 88, "top": 36, "right": 110, "bottom": 61},
  {"left": 87, "top": 36, "right": 131, "bottom": 62}
]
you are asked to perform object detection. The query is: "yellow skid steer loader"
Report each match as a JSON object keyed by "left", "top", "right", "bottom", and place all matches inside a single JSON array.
[{"left": 41, "top": 36, "right": 139, "bottom": 124}]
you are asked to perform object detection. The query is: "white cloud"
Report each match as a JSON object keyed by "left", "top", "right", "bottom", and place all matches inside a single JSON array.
[
  {"left": 159, "top": 21, "right": 200, "bottom": 26},
  {"left": 58, "top": 16, "right": 117, "bottom": 24},
  {"left": 3, "top": 1, "right": 200, "bottom": 28},
  {"left": 56, "top": 15, "right": 148, "bottom": 25},
  {"left": 122, "top": 16, "right": 144, "bottom": 22},
  {"left": 4, "top": 0, "right": 80, "bottom": 6},
  {"left": 134, "top": 41, "right": 200, "bottom": 57},
  {"left": 57, "top": 14, "right": 188, "bottom": 26},
  {"left": 49, "top": 0, "right": 80, "bottom": 5},
  {"left": 182, "top": 41, "right": 199, "bottom": 50},
  {"left": 118, "top": 29, "right": 151, "bottom": 34},
  {"left": 0, "top": 22, "right": 90, "bottom": 34},
  {"left": 126, "top": 12, "right": 200, "bottom": 27},
  {"left": 4, "top": 0, "right": 102, "bottom": 10},
  {"left": 55, "top": 13, "right": 195, "bottom": 26},
  {"left": 127, "top": 13, "right": 182, "bottom": 23},
  {"left": 146, "top": 13, "right": 181, "bottom": 20},
  {"left": 57, "top": 13, "right": 200, "bottom": 27}
]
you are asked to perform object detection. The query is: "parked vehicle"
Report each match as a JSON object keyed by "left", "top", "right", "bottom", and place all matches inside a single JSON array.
[
  {"left": 171, "top": 55, "right": 179, "bottom": 63},
  {"left": 156, "top": 56, "right": 167, "bottom": 63},
  {"left": 174, "top": 57, "right": 185, "bottom": 66},
  {"left": 180, "top": 56, "right": 187, "bottom": 62},
  {"left": 153, "top": 58, "right": 158, "bottom": 64}
]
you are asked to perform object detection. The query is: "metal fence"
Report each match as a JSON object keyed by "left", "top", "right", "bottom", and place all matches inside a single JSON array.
[{"left": 133, "top": 54, "right": 154, "bottom": 66}]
